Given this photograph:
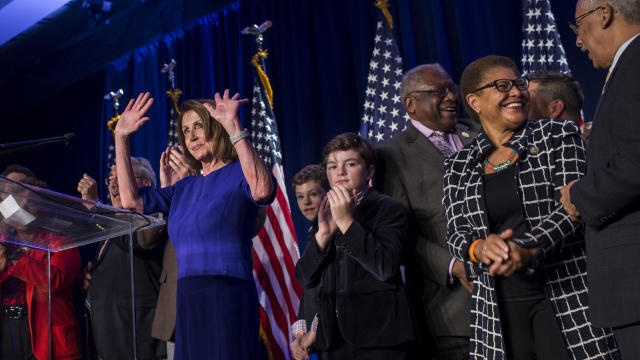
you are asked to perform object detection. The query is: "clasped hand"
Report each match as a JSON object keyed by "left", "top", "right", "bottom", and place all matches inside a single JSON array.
[
  {"left": 474, "top": 229, "right": 538, "bottom": 276},
  {"left": 315, "top": 185, "right": 356, "bottom": 251},
  {"left": 160, "top": 146, "right": 195, "bottom": 187}
]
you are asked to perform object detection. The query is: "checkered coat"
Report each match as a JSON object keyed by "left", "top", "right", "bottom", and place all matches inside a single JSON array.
[{"left": 442, "top": 119, "right": 619, "bottom": 360}]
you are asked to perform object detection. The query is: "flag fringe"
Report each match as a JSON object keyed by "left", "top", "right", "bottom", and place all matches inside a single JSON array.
[
  {"left": 259, "top": 324, "right": 275, "bottom": 360},
  {"left": 107, "top": 114, "right": 120, "bottom": 139},
  {"left": 166, "top": 88, "right": 183, "bottom": 116},
  {"left": 251, "top": 50, "right": 274, "bottom": 109},
  {"left": 374, "top": 0, "right": 393, "bottom": 29}
]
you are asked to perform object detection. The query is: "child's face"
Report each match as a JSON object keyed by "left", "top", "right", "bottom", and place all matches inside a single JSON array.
[
  {"left": 294, "top": 181, "right": 327, "bottom": 221},
  {"left": 325, "top": 150, "right": 373, "bottom": 193}
]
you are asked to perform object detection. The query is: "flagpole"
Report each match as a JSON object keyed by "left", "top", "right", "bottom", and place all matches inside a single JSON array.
[
  {"left": 104, "top": 89, "right": 124, "bottom": 139},
  {"left": 161, "top": 59, "right": 182, "bottom": 117},
  {"left": 241, "top": 20, "right": 303, "bottom": 360}
]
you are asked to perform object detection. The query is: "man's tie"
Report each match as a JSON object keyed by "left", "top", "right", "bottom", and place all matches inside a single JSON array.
[{"left": 432, "top": 131, "right": 455, "bottom": 157}]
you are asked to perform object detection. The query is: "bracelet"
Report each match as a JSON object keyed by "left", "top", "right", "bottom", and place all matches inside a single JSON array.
[
  {"left": 469, "top": 239, "right": 481, "bottom": 263},
  {"left": 229, "top": 129, "right": 250, "bottom": 145}
]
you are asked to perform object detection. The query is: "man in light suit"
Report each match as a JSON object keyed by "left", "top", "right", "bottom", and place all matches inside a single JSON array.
[
  {"left": 376, "top": 64, "right": 477, "bottom": 360},
  {"left": 561, "top": 1, "right": 640, "bottom": 358}
]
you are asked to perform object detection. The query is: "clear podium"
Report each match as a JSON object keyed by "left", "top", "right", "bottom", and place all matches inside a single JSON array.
[{"left": 0, "top": 175, "right": 164, "bottom": 360}]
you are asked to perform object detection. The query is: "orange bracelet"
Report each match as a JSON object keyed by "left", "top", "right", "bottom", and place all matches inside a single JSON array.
[{"left": 469, "top": 239, "right": 482, "bottom": 263}]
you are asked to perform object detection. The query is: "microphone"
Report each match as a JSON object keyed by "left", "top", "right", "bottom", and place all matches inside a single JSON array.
[{"left": 0, "top": 133, "right": 76, "bottom": 155}]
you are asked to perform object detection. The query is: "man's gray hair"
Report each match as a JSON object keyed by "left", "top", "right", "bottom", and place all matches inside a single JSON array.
[
  {"left": 131, "top": 157, "right": 156, "bottom": 188},
  {"left": 580, "top": 0, "right": 640, "bottom": 24},
  {"left": 399, "top": 63, "right": 448, "bottom": 98}
]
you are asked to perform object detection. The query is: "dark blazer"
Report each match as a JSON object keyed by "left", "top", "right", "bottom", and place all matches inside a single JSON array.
[
  {"left": 376, "top": 120, "right": 476, "bottom": 343},
  {"left": 295, "top": 189, "right": 415, "bottom": 350},
  {"left": 87, "top": 224, "right": 167, "bottom": 360},
  {"left": 570, "top": 35, "right": 640, "bottom": 328},
  {"left": 295, "top": 225, "right": 320, "bottom": 336}
]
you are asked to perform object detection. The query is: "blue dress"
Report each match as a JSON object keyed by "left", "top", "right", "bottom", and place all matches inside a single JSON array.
[{"left": 140, "top": 161, "right": 272, "bottom": 359}]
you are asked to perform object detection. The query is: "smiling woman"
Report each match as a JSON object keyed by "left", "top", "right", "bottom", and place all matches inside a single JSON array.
[{"left": 441, "top": 55, "right": 619, "bottom": 359}]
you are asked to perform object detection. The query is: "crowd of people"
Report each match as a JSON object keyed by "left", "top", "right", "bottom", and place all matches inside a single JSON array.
[{"left": 0, "top": 0, "right": 638, "bottom": 359}]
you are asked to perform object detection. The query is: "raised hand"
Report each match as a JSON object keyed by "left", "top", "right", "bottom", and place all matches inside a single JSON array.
[
  {"left": 115, "top": 92, "right": 154, "bottom": 137},
  {"left": 326, "top": 184, "right": 356, "bottom": 234},
  {"left": 77, "top": 173, "right": 99, "bottom": 201},
  {"left": 160, "top": 146, "right": 195, "bottom": 188},
  {"left": 202, "top": 89, "right": 249, "bottom": 136}
]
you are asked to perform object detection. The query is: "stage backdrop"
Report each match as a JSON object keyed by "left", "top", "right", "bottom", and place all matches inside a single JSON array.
[
  {"left": 0, "top": 0, "right": 606, "bottom": 252},
  {"left": 96, "top": 0, "right": 604, "bottom": 249}
]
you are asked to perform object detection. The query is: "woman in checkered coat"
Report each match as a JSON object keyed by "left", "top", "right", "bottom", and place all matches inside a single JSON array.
[{"left": 442, "top": 55, "right": 619, "bottom": 360}]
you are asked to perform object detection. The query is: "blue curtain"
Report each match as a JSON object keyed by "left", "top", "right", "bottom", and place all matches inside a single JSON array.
[{"left": 101, "top": 0, "right": 604, "bottom": 249}]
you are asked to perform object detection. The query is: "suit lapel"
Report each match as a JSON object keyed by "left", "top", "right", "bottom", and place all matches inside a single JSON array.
[{"left": 403, "top": 123, "right": 444, "bottom": 171}]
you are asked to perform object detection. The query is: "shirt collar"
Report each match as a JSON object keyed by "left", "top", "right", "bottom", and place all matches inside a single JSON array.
[
  {"left": 355, "top": 187, "right": 370, "bottom": 206},
  {"left": 610, "top": 32, "right": 640, "bottom": 73},
  {"left": 410, "top": 119, "right": 455, "bottom": 138}
]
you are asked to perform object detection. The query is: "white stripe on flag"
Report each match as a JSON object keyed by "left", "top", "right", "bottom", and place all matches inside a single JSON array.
[{"left": 253, "top": 269, "right": 291, "bottom": 360}]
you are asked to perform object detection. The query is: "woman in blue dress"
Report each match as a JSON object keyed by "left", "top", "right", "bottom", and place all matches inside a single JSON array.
[{"left": 114, "top": 90, "right": 275, "bottom": 359}]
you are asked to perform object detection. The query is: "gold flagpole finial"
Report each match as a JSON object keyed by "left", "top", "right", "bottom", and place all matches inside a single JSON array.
[
  {"left": 374, "top": 0, "right": 394, "bottom": 30},
  {"left": 242, "top": 21, "right": 275, "bottom": 109},
  {"left": 161, "top": 59, "right": 182, "bottom": 116}
]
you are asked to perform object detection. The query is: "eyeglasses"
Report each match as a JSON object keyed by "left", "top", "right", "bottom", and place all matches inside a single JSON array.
[
  {"left": 104, "top": 175, "right": 145, "bottom": 186},
  {"left": 569, "top": 5, "right": 602, "bottom": 36},
  {"left": 471, "top": 78, "right": 529, "bottom": 93},
  {"left": 405, "top": 85, "right": 459, "bottom": 98}
]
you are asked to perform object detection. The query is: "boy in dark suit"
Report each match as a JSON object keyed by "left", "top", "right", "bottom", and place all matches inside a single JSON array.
[{"left": 295, "top": 133, "right": 415, "bottom": 360}]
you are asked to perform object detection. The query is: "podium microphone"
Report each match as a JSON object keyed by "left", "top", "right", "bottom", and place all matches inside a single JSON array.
[{"left": 0, "top": 133, "right": 76, "bottom": 155}]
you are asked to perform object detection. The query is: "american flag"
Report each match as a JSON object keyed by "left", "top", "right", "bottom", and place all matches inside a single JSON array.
[
  {"left": 161, "top": 59, "right": 181, "bottom": 148},
  {"left": 521, "top": 0, "right": 572, "bottom": 75},
  {"left": 359, "top": 8, "right": 406, "bottom": 144},
  {"left": 166, "top": 103, "right": 179, "bottom": 148},
  {"left": 250, "top": 58, "right": 303, "bottom": 360}
]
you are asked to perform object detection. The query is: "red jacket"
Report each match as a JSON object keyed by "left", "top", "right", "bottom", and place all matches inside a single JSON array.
[{"left": 1, "top": 233, "right": 82, "bottom": 360}]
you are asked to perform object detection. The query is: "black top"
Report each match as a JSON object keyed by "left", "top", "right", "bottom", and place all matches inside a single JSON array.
[{"left": 483, "top": 164, "right": 545, "bottom": 302}]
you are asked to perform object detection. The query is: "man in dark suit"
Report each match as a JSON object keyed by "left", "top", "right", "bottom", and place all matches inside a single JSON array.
[
  {"left": 78, "top": 157, "right": 167, "bottom": 360},
  {"left": 376, "top": 64, "right": 477, "bottom": 360},
  {"left": 560, "top": 1, "right": 640, "bottom": 358}
]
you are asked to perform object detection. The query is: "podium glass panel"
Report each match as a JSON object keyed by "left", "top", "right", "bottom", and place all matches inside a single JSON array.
[{"left": 0, "top": 176, "right": 163, "bottom": 359}]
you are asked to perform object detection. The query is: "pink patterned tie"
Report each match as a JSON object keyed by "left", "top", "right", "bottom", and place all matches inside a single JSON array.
[{"left": 432, "top": 131, "right": 454, "bottom": 157}]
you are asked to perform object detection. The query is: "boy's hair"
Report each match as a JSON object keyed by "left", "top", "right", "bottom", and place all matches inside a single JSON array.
[
  {"left": 291, "top": 164, "right": 329, "bottom": 191},
  {"left": 321, "top": 132, "right": 376, "bottom": 168}
]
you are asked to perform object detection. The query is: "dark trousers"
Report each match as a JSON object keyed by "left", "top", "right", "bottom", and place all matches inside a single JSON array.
[
  {"left": 0, "top": 315, "right": 36, "bottom": 360},
  {"left": 498, "top": 297, "right": 569, "bottom": 360},
  {"left": 613, "top": 321, "right": 640, "bottom": 359},
  {"left": 320, "top": 342, "right": 409, "bottom": 360},
  {"left": 320, "top": 323, "right": 409, "bottom": 360},
  {"left": 432, "top": 336, "right": 469, "bottom": 360}
]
